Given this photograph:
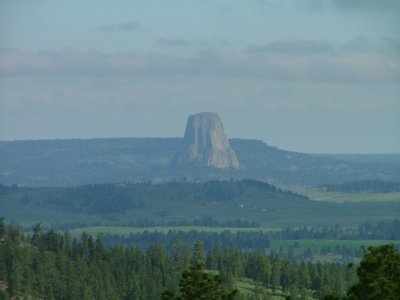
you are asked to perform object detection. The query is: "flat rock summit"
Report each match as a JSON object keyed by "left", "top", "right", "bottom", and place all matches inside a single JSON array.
[{"left": 172, "top": 112, "right": 240, "bottom": 169}]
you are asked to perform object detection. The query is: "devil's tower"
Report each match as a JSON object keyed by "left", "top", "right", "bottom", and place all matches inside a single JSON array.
[{"left": 172, "top": 112, "right": 239, "bottom": 169}]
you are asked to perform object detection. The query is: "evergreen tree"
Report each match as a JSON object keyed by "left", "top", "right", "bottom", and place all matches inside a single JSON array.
[
  {"left": 345, "top": 244, "right": 400, "bottom": 300},
  {"left": 161, "top": 264, "right": 237, "bottom": 300},
  {"left": 192, "top": 241, "right": 206, "bottom": 267},
  {"left": 0, "top": 218, "right": 5, "bottom": 237}
]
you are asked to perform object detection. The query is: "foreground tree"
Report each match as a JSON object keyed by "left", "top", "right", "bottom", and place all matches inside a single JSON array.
[
  {"left": 161, "top": 264, "right": 237, "bottom": 300},
  {"left": 345, "top": 244, "right": 400, "bottom": 300},
  {"left": 324, "top": 244, "right": 400, "bottom": 300}
]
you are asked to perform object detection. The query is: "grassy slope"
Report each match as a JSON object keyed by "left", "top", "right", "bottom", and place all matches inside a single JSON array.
[
  {"left": 3, "top": 197, "right": 400, "bottom": 229},
  {"left": 235, "top": 278, "right": 289, "bottom": 299},
  {"left": 296, "top": 188, "right": 400, "bottom": 203},
  {"left": 4, "top": 198, "right": 400, "bottom": 228}
]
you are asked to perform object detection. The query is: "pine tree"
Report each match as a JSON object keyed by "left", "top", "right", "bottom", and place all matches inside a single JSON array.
[
  {"left": 345, "top": 244, "right": 400, "bottom": 300},
  {"left": 161, "top": 264, "right": 237, "bottom": 300}
]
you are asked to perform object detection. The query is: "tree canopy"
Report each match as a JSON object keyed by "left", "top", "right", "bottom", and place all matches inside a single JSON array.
[
  {"left": 345, "top": 244, "right": 400, "bottom": 300},
  {"left": 161, "top": 264, "right": 237, "bottom": 300}
]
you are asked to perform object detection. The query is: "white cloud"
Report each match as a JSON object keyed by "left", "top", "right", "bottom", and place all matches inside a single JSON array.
[
  {"left": 247, "top": 39, "right": 334, "bottom": 55},
  {"left": 97, "top": 20, "right": 141, "bottom": 32},
  {"left": 1, "top": 39, "right": 399, "bottom": 82},
  {"left": 157, "top": 38, "right": 191, "bottom": 47},
  {"left": 333, "top": 0, "right": 400, "bottom": 10}
]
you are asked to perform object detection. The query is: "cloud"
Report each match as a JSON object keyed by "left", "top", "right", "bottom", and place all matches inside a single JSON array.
[
  {"left": 284, "top": 0, "right": 400, "bottom": 11},
  {"left": 0, "top": 48, "right": 112, "bottom": 76},
  {"left": 332, "top": 0, "right": 400, "bottom": 10},
  {"left": 156, "top": 38, "right": 209, "bottom": 47},
  {"left": 97, "top": 20, "right": 141, "bottom": 32},
  {"left": 156, "top": 38, "right": 191, "bottom": 47},
  {"left": 381, "top": 37, "right": 400, "bottom": 54},
  {"left": 248, "top": 37, "right": 400, "bottom": 56},
  {"left": 337, "top": 37, "right": 400, "bottom": 56},
  {"left": 247, "top": 40, "right": 334, "bottom": 55},
  {"left": 0, "top": 39, "right": 399, "bottom": 82}
]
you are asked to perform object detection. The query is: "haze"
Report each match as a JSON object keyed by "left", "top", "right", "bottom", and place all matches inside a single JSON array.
[{"left": 0, "top": 0, "right": 399, "bottom": 153}]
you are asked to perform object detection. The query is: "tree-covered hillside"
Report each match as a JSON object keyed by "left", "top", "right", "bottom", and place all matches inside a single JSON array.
[
  {"left": 0, "top": 221, "right": 359, "bottom": 299},
  {"left": 0, "top": 180, "right": 309, "bottom": 227},
  {"left": 1, "top": 180, "right": 400, "bottom": 228}
]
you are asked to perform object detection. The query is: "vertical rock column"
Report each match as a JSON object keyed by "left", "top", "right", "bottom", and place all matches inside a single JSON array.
[{"left": 173, "top": 112, "right": 239, "bottom": 169}]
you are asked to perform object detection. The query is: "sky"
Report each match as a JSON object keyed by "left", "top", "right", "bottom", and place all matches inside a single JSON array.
[{"left": 0, "top": 0, "right": 399, "bottom": 153}]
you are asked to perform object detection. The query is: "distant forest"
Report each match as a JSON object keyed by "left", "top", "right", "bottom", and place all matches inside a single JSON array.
[
  {"left": 0, "top": 179, "right": 309, "bottom": 222},
  {"left": 0, "top": 179, "right": 306, "bottom": 216}
]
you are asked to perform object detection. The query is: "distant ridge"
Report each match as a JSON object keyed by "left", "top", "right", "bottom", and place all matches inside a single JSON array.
[{"left": 0, "top": 137, "right": 399, "bottom": 187}]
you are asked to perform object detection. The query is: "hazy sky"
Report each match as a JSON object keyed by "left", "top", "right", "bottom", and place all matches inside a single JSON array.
[{"left": 0, "top": 0, "right": 399, "bottom": 153}]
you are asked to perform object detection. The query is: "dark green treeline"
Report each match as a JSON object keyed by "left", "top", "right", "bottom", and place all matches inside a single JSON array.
[{"left": 0, "top": 223, "right": 356, "bottom": 299}]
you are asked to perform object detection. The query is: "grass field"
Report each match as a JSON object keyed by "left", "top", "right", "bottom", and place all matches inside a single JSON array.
[
  {"left": 7, "top": 198, "right": 400, "bottom": 229},
  {"left": 296, "top": 188, "right": 400, "bottom": 203},
  {"left": 270, "top": 239, "right": 399, "bottom": 251},
  {"left": 269, "top": 239, "right": 400, "bottom": 263},
  {"left": 235, "top": 278, "right": 287, "bottom": 299}
]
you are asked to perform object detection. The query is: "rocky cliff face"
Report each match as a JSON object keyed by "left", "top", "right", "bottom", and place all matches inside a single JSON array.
[{"left": 172, "top": 112, "right": 240, "bottom": 169}]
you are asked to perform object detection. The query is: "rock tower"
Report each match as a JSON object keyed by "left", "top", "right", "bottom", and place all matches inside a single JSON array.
[{"left": 172, "top": 112, "right": 239, "bottom": 169}]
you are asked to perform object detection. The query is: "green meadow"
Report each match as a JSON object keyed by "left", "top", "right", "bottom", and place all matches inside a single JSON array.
[{"left": 296, "top": 188, "right": 400, "bottom": 203}]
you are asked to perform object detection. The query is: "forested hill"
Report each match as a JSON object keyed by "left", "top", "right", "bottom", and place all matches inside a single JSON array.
[
  {"left": 1, "top": 137, "right": 399, "bottom": 187},
  {"left": 2, "top": 180, "right": 400, "bottom": 228},
  {"left": 0, "top": 180, "right": 310, "bottom": 226}
]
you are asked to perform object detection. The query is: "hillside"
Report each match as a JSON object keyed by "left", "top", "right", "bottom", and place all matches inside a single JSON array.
[
  {"left": 1, "top": 180, "right": 400, "bottom": 228},
  {"left": 1, "top": 138, "right": 399, "bottom": 187}
]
